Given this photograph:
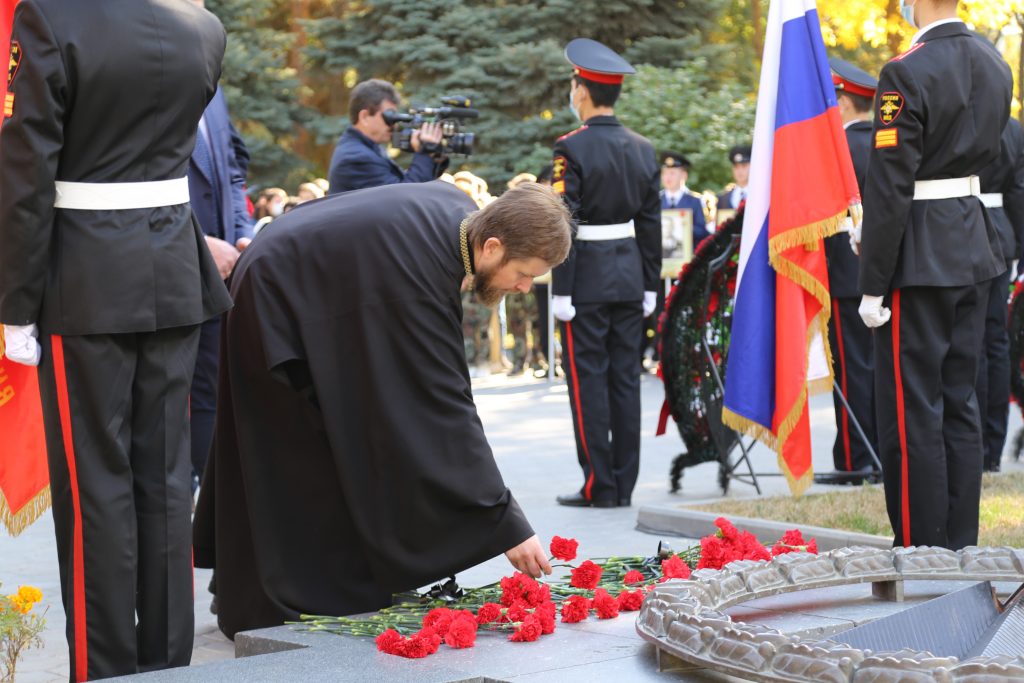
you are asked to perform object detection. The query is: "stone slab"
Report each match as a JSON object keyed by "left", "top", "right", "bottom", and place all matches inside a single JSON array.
[{"left": 636, "top": 506, "right": 893, "bottom": 551}]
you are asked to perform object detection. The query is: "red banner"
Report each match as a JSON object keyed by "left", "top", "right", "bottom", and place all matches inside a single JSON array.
[{"left": 0, "top": 0, "right": 50, "bottom": 536}]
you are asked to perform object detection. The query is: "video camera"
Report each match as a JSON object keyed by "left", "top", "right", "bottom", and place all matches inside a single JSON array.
[{"left": 382, "top": 95, "right": 479, "bottom": 156}]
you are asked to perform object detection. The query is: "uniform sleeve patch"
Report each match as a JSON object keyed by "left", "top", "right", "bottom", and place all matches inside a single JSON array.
[
  {"left": 7, "top": 41, "right": 21, "bottom": 88},
  {"left": 878, "top": 91, "right": 904, "bottom": 126},
  {"left": 552, "top": 156, "right": 567, "bottom": 182},
  {"left": 875, "top": 128, "right": 898, "bottom": 148}
]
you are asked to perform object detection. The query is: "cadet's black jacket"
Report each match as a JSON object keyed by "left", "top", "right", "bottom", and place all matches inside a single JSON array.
[
  {"left": 859, "top": 22, "right": 1012, "bottom": 296},
  {"left": 550, "top": 116, "right": 661, "bottom": 303},
  {"left": 978, "top": 118, "right": 1024, "bottom": 266},
  {"left": 826, "top": 120, "right": 872, "bottom": 299},
  {"left": 0, "top": 0, "right": 231, "bottom": 334}
]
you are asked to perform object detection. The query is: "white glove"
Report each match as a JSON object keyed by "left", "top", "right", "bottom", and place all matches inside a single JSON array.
[
  {"left": 3, "top": 324, "right": 42, "bottom": 366},
  {"left": 643, "top": 291, "right": 657, "bottom": 317},
  {"left": 552, "top": 295, "right": 576, "bottom": 322},
  {"left": 846, "top": 216, "right": 863, "bottom": 256},
  {"left": 858, "top": 295, "right": 891, "bottom": 329}
]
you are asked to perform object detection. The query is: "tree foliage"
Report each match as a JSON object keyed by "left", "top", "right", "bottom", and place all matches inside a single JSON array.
[{"left": 208, "top": 0, "right": 1024, "bottom": 193}]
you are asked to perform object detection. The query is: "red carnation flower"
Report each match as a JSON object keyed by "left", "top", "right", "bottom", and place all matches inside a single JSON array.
[
  {"left": 698, "top": 534, "right": 726, "bottom": 570},
  {"left": 771, "top": 541, "right": 796, "bottom": 557},
  {"left": 375, "top": 628, "right": 403, "bottom": 654},
  {"left": 593, "top": 588, "right": 620, "bottom": 619},
  {"left": 560, "top": 595, "right": 591, "bottom": 623},
  {"left": 506, "top": 599, "right": 531, "bottom": 624},
  {"left": 570, "top": 560, "right": 603, "bottom": 589},
  {"left": 807, "top": 538, "right": 818, "bottom": 554},
  {"left": 549, "top": 536, "right": 579, "bottom": 562},
  {"left": 661, "top": 555, "right": 691, "bottom": 579},
  {"left": 476, "top": 602, "right": 503, "bottom": 625},
  {"left": 535, "top": 601, "right": 557, "bottom": 634},
  {"left": 623, "top": 569, "right": 645, "bottom": 584},
  {"left": 423, "top": 607, "right": 454, "bottom": 637},
  {"left": 509, "top": 614, "right": 543, "bottom": 642},
  {"left": 715, "top": 516, "right": 739, "bottom": 541},
  {"left": 443, "top": 616, "right": 478, "bottom": 649},
  {"left": 617, "top": 589, "right": 645, "bottom": 611},
  {"left": 780, "top": 529, "right": 805, "bottom": 546}
]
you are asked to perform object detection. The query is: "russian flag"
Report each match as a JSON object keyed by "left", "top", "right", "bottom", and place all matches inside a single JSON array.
[
  {"left": 722, "top": 0, "right": 860, "bottom": 496},
  {"left": 0, "top": 0, "right": 51, "bottom": 537}
]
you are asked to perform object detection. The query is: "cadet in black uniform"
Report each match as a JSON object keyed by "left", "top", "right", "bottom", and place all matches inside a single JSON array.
[
  {"left": 551, "top": 39, "right": 661, "bottom": 508},
  {"left": 0, "top": 1, "right": 229, "bottom": 679},
  {"left": 715, "top": 145, "right": 752, "bottom": 215},
  {"left": 857, "top": 0, "right": 1012, "bottom": 550},
  {"left": 816, "top": 58, "right": 881, "bottom": 486},
  {"left": 975, "top": 115, "right": 1024, "bottom": 473}
]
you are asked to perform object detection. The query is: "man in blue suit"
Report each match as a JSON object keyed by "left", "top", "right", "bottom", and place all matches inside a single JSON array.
[
  {"left": 328, "top": 79, "right": 447, "bottom": 194},
  {"left": 187, "top": 83, "right": 254, "bottom": 492},
  {"left": 659, "top": 152, "right": 708, "bottom": 244}
]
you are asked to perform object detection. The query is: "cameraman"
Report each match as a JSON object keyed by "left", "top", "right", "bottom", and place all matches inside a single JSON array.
[{"left": 328, "top": 79, "right": 448, "bottom": 194}]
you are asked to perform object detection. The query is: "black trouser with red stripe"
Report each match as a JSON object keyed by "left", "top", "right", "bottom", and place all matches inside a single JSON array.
[
  {"left": 874, "top": 284, "right": 988, "bottom": 550},
  {"left": 37, "top": 327, "right": 199, "bottom": 682},
  {"left": 561, "top": 302, "right": 643, "bottom": 505},
  {"left": 974, "top": 267, "right": 1011, "bottom": 471},
  {"left": 828, "top": 296, "right": 877, "bottom": 472}
]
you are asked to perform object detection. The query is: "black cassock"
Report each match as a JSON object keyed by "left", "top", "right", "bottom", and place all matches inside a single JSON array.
[{"left": 193, "top": 181, "right": 534, "bottom": 638}]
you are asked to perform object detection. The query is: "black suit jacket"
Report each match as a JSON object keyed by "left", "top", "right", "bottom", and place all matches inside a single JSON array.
[
  {"left": 826, "top": 120, "right": 872, "bottom": 299},
  {"left": 550, "top": 116, "right": 661, "bottom": 303},
  {"left": 0, "top": 0, "right": 231, "bottom": 334},
  {"left": 978, "top": 118, "right": 1024, "bottom": 267},
  {"left": 859, "top": 22, "right": 1012, "bottom": 295}
]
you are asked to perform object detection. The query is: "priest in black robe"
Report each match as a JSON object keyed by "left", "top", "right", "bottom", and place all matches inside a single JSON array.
[{"left": 193, "top": 180, "right": 572, "bottom": 638}]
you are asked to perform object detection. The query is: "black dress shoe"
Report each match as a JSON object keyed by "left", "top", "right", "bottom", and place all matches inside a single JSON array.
[
  {"left": 618, "top": 498, "right": 631, "bottom": 507},
  {"left": 556, "top": 492, "right": 616, "bottom": 508},
  {"left": 813, "top": 467, "right": 881, "bottom": 486}
]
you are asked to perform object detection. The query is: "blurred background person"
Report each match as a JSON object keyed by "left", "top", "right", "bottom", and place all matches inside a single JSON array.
[
  {"left": 716, "top": 144, "right": 752, "bottom": 219},
  {"left": 253, "top": 187, "right": 288, "bottom": 233},
  {"left": 328, "top": 79, "right": 448, "bottom": 193},
  {"left": 296, "top": 181, "right": 325, "bottom": 202},
  {"left": 185, "top": 31, "right": 255, "bottom": 498}
]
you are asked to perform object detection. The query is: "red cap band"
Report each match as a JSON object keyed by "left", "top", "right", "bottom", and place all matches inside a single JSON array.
[
  {"left": 833, "top": 74, "right": 875, "bottom": 99},
  {"left": 574, "top": 67, "right": 625, "bottom": 85}
]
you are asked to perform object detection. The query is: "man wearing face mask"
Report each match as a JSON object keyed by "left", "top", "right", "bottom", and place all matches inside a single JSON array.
[
  {"left": 327, "top": 79, "right": 448, "bottom": 194},
  {"left": 856, "top": 0, "right": 1012, "bottom": 549},
  {"left": 550, "top": 38, "right": 661, "bottom": 509}
]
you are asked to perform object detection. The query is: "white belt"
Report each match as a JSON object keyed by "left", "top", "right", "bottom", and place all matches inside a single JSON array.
[
  {"left": 979, "top": 193, "right": 1004, "bottom": 208},
  {"left": 913, "top": 176, "right": 980, "bottom": 201},
  {"left": 54, "top": 178, "right": 190, "bottom": 210},
  {"left": 576, "top": 220, "right": 635, "bottom": 241}
]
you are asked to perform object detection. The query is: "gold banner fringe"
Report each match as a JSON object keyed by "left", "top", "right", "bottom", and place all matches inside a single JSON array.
[
  {"left": 0, "top": 487, "right": 51, "bottom": 537},
  {"left": 723, "top": 208, "right": 848, "bottom": 497}
]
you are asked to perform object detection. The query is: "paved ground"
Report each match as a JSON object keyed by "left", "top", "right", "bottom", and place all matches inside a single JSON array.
[{"left": 2, "top": 372, "right": 1022, "bottom": 681}]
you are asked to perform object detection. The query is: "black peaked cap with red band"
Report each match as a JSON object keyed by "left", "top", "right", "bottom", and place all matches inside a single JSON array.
[
  {"left": 829, "top": 56, "right": 878, "bottom": 99},
  {"left": 565, "top": 38, "right": 635, "bottom": 85}
]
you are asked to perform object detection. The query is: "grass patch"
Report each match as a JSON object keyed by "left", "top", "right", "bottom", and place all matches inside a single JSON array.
[{"left": 687, "top": 472, "right": 1024, "bottom": 547}]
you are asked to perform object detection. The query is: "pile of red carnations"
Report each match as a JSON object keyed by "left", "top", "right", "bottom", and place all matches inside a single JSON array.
[{"left": 297, "top": 517, "right": 817, "bottom": 659}]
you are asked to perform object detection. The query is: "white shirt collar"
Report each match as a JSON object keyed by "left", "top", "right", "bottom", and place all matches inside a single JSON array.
[
  {"left": 911, "top": 17, "right": 963, "bottom": 47},
  {"left": 843, "top": 117, "right": 870, "bottom": 130}
]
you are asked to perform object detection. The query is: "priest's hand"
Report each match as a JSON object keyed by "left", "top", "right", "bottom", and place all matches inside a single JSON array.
[
  {"left": 505, "top": 535, "right": 552, "bottom": 579},
  {"left": 3, "top": 323, "right": 42, "bottom": 366},
  {"left": 205, "top": 235, "right": 240, "bottom": 279},
  {"left": 643, "top": 291, "right": 657, "bottom": 317},
  {"left": 858, "top": 295, "right": 890, "bottom": 328},
  {"left": 552, "top": 296, "right": 576, "bottom": 322}
]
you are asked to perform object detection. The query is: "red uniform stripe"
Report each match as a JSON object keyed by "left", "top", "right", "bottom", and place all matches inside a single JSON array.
[
  {"left": 564, "top": 323, "right": 595, "bottom": 500},
  {"left": 832, "top": 298, "right": 852, "bottom": 470},
  {"left": 890, "top": 292, "right": 911, "bottom": 546},
  {"left": 51, "top": 336, "right": 88, "bottom": 682}
]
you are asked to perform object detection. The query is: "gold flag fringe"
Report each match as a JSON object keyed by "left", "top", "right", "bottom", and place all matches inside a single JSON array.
[
  {"left": 722, "top": 207, "right": 848, "bottom": 497},
  {"left": 0, "top": 487, "right": 51, "bottom": 537}
]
